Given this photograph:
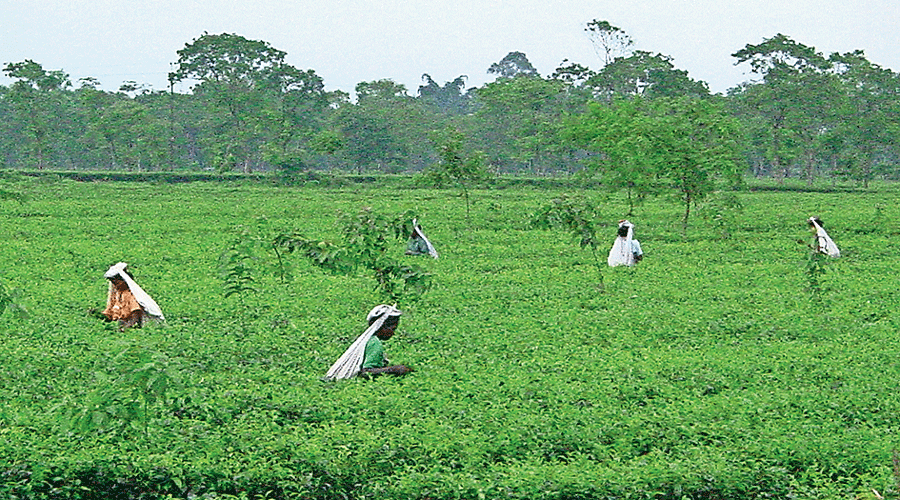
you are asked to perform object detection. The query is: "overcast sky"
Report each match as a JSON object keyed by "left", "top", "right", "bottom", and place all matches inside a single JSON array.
[{"left": 2, "top": 0, "right": 898, "bottom": 96}]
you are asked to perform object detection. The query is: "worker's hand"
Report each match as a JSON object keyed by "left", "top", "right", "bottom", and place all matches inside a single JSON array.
[{"left": 389, "top": 364, "right": 413, "bottom": 376}]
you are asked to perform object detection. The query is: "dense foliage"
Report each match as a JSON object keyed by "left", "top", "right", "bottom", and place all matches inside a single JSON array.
[
  {"left": 1, "top": 173, "right": 899, "bottom": 499},
  {"left": 2, "top": 27, "right": 899, "bottom": 184}
]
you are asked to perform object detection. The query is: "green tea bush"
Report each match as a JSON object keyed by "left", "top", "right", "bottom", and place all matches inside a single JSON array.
[{"left": 1, "top": 176, "right": 900, "bottom": 499}]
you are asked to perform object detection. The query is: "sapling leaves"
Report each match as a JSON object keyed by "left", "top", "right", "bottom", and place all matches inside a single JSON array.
[
  {"left": 0, "top": 279, "right": 27, "bottom": 319},
  {"left": 274, "top": 207, "right": 432, "bottom": 302},
  {"left": 531, "top": 195, "right": 605, "bottom": 289}
]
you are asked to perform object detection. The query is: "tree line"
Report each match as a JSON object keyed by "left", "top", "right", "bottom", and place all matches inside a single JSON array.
[{"left": 1, "top": 22, "right": 898, "bottom": 190}]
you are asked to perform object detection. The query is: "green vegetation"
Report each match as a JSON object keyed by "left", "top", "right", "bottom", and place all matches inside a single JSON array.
[
  {"left": 2, "top": 26, "right": 899, "bottom": 187},
  {"left": 2, "top": 175, "right": 899, "bottom": 499}
]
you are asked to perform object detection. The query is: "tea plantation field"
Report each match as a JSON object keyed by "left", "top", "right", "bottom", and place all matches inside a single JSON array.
[{"left": 1, "top": 173, "right": 899, "bottom": 499}]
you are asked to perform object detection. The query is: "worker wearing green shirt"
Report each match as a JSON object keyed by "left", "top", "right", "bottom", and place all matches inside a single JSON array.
[{"left": 360, "top": 305, "right": 413, "bottom": 377}]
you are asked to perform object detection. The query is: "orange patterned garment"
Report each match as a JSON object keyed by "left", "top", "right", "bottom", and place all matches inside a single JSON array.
[{"left": 103, "top": 282, "right": 143, "bottom": 321}]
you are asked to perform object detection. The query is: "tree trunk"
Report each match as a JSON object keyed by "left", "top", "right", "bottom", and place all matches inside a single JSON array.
[
  {"left": 682, "top": 192, "right": 692, "bottom": 235},
  {"left": 773, "top": 155, "right": 784, "bottom": 185}
]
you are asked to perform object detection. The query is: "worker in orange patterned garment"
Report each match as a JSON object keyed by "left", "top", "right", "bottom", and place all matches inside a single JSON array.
[{"left": 102, "top": 262, "right": 165, "bottom": 330}]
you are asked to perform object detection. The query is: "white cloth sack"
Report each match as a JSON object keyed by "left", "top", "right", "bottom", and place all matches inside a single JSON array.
[
  {"left": 104, "top": 262, "right": 165, "bottom": 321},
  {"left": 809, "top": 218, "right": 840, "bottom": 258},
  {"left": 413, "top": 218, "right": 439, "bottom": 259},
  {"left": 324, "top": 304, "right": 402, "bottom": 380},
  {"left": 608, "top": 220, "right": 635, "bottom": 267}
]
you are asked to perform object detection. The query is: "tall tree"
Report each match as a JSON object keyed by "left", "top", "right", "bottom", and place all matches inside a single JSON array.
[
  {"left": 564, "top": 98, "right": 662, "bottom": 214},
  {"left": 584, "top": 20, "right": 634, "bottom": 67},
  {"left": 827, "top": 50, "right": 900, "bottom": 187},
  {"left": 652, "top": 96, "right": 743, "bottom": 229},
  {"left": 417, "top": 74, "right": 470, "bottom": 115},
  {"left": 471, "top": 76, "right": 575, "bottom": 173},
  {"left": 1, "top": 60, "right": 72, "bottom": 169},
  {"left": 566, "top": 96, "right": 742, "bottom": 229},
  {"left": 551, "top": 59, "right": 595, "bottom": 88},
  {"left": 169, "top": 33, "right": 326, "bottom": 173},
  {"left": 587, "top": 51, "right": 709, "bottom": 100},
  {"left": 732, "top": 34, "right": 836, "bottom": 184},
  {"left": 335, "top": 80, "right": 431, "bottom": 173},
  {"left": 487, "top": 51, "right": 539, "bottom": 79}
]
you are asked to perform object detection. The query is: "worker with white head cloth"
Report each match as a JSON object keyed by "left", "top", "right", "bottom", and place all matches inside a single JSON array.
[
  {"left": 607, "top": 220, "right": 643, "bottom": 267},
  {"left": 324, "top": 304, "right": 413, "bottom": 380},
  {"left": 808, "top": 217, "right": 840, "bottom": 258},
  {"left": 102, "top": 262, "right": 165, "bottom": 330},
  {"left": 406, "top": 218, "right": 439, "bottom": 259}
]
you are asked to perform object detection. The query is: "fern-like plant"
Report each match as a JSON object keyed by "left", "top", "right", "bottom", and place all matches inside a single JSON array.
[{"left": 219, "top": 239, "right": 258, "bottom": 302}]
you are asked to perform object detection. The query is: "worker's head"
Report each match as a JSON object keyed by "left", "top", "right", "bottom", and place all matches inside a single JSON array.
[
  {"left": 105, "top": 262, "right": 135, "bottom": 282},
  {"left": 375, "top": 315, "right": 400, "bottom": 340},
  {"left": 108, "top": 275, "right": 128, "bottom": 289},
  {"left": 808, "top": 217, "right": 823, "bottom": 232},
  {"left": 367, "top": 304, "right": 403, "bottom": 340}
]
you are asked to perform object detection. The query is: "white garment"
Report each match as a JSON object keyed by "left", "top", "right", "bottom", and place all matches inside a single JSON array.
[
  {"left": 631, "top": 240, "right": 643, "bottom": 258},
  {"left": 809, "top": 218, "right": 840, "bottom": 258},
  {"left": 412, "top": 218, "right": 438, "bottom": 259},
  {"left": 104, "top": 262, "right": 165, "bottom": 321},
  {"left": 608, "top": 221, "right": 640, "bottom": 267},
  {"left": 324, "top": 304, "right": 402, "bottom": 380}
]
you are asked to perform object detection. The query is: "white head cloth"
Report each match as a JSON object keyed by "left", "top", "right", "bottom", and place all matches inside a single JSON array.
[
  {"left": 412, "top": 218, "right": 439, "bottom": 259},
  {"left": 608, "top": 220, "right": 635, "bottom": 267},
  {"left": 324, "top": 304, "right": 402, "bottom": 380},
  {"left": 104, "top": 262, "right": 165, "bottom": 321},
  {"left": 809, "top": 217, "right": 840, "bottom": 258}
]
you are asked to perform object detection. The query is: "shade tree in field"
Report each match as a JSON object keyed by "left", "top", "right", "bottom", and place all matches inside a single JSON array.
[
  {"left": 564, "top": 98, "right": 661, "bottom": 215},
  {"left": 274, "top": 208, "right": 432, "bottom": 302},
  {"left": 566, "top": 95, "right": 742, "bottom": 230},
  {"left": 647, "top": 96, "right": 743, "bottom": 230},
  {"left": 530, "top": 195, "right": 606, "bottom": 289},
  {"left": 423, "top": 126, "right": 487, "bottom": 226},
  {"left": 218, "top": 209, "right": 432, "bottom": 304}
]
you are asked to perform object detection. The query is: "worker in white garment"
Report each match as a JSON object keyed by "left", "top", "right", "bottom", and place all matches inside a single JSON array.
[{"left": 607, "top": 220, "right": 643, "bottom": 267}]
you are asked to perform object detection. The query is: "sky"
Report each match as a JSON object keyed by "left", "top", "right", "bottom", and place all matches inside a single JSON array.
[{"left": 2, "top": 0, "right": 898, "bottom": 96}]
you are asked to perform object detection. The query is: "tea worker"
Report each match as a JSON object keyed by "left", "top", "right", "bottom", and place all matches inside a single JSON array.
[
  {"left": 102, "top": 262, "right": 165, "bottom": 330},
  {"left": 324, "top": 304, "right": 413, "bottom": 380},
  {"left": 808, "top": 217, "right": 840, "bottom": 258},
  {"left": 406, "top": 218, "right": 439, "bottom": 258},
  {"left": 607, "top": 220, "right": 643, "bottom": 267}
]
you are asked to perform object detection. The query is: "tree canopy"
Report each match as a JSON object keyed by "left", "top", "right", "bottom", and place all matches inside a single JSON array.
[{"left": 0, "top": 26, "right": 898, "bottom": 186}]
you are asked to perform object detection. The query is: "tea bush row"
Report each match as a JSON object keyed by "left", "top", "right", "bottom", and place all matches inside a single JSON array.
[{"left": 1, "top": 175, "right": 899, "bottom": 498}]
